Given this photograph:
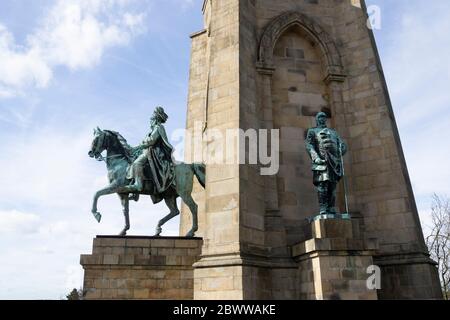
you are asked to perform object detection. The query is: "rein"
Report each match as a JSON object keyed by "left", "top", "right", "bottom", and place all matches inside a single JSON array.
[
  {"left": 96, "top": 154, "right": 124, "bottom": 163},
  {"left": 95, "top": 131, "right": 131, "bottom": 164}
]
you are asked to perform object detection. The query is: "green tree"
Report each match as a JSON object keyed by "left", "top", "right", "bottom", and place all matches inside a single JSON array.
[{"left": 66, "top": 288, "right": 83, "bottom": 300}]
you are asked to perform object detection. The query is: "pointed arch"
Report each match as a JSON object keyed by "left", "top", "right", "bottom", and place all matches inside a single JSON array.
[{"left": 257, "top": 11, "right": 345, "bottom": 83}]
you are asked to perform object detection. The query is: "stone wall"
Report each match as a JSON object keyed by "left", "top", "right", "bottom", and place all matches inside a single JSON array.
[
  {"left": 80, "top": 236, "right": 202, "bottom": 300},
  {"left": 374, "top": 254, "right": 443, "bottom": 299}
]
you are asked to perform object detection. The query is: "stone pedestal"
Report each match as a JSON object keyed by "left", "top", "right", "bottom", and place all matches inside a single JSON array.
[
  {"left": 80, "top": 236, "right": 202, "bottom": 300},
  {"left": 292, "top": 218, "right": 378, "bottom": 300}
]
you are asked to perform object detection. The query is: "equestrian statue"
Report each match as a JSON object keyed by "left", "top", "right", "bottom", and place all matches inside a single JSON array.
[{"left": 88, "top": 107, "right": 205, "bottom": 237}]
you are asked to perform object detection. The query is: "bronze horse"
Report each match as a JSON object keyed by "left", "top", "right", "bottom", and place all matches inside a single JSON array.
[{"left": 88, "top": 127, "right": 205, "bottom": 237}]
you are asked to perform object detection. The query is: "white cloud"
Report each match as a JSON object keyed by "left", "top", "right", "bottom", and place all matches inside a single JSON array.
[
  {"left": 403, "top": 116, "right": 450, "bottom": 196},
  {"left": 0, "top": 127, "right": 98, "bottom": 208},
  {"left": 0, "top": 85, "right": 18, "bottom": 98},
  {"left": 180, "top": 0, "right": 196, "bottom": 9},
  {"left": 372, "top": 0, "right": 450, "bottom": 230},
  {"left": 380, "top": 2, "right": 450, "bottom": 129},
  {"left": 0, "top": 210, "right": 40, "bottom": 234},
  {"left": 0, "top": 25, "right": 52, "bottom": 90},
  {"left": 0, "top": 0, "right": 190, "bottom": 299},
  {"left": 0, "top": 0, "right": 147, "bottom": 98},
  {"left": 0, "top": 123, "right": 181, "bottom": 298},
  {"left": 0, "top": 123, "right": 180, "bottom": 235}
]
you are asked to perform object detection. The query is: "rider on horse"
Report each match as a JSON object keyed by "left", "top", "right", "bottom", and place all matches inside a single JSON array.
[
  {"left": 125, "top": 106, "right": 176, "bottom": 202},
  {"left": 88, "top": 107, "right": 205, "bottom": 237}
]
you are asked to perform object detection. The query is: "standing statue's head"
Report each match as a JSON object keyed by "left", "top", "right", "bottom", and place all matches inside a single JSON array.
[
  {"left": 316, "top": 112, "right": 328, "bottom": 128},
  {"left": 151, "top": 106, "right": 169, "bottom": 128}
]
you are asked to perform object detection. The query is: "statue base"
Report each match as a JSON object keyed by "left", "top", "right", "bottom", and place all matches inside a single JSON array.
[
  {"left": 80, "top": 236, "right": 202, "bottom": 300},
  {"left": 307, "top": 212, "right": 351, "bottom": 223},
  {"left": 292, "top": 218, "right": 379, "bottom": 300}
]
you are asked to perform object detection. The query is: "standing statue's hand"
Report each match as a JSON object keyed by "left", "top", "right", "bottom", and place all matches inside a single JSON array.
[{"left": 314, "top": 158, "right": 326, "bottom": 165}]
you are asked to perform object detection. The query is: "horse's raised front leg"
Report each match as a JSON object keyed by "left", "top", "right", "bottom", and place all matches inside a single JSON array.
[
  {"left": 155, "top": 195, "right": 180, "bottom": 237},
  {"left": 91, "top": 185, "right": 116, "bottom": 223},
  {"left": 182, "top": 194, "right": 198, "bottom": 238},
  {"left": 118, "top": 194, "right": 130, "bottom": 236}
]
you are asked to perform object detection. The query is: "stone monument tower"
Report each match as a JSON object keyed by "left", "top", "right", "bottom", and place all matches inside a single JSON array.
[{"left": 181, "top": 0, "right": 442, "bottom": 299}]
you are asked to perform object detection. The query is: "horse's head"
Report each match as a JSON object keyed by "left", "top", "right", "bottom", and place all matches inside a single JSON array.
[{"left": 88, "top": 127, "right": 108, "bottom": 160}]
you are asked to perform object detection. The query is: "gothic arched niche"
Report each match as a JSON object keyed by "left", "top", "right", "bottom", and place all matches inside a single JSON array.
[
  {"left": 257, "top": 11, "right": 346, "bottom": 244},
  {"left": 271, "top": 24, "right": 328, "bottom": 232},
  {"left": 258, "top": 11, "right": 345, "bottom": 82}
]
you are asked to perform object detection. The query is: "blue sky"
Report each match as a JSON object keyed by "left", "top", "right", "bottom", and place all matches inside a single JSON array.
[{"left": 0, "top": 0, "right": 449, "bottom": 299}]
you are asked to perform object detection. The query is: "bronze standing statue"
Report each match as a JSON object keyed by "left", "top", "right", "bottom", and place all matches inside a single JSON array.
[
  {"left": 305, "top": 112, "right": 347, "bottom": 215},
  {"left": 88, "top": 107, "right": 205, "bottom": 237}
]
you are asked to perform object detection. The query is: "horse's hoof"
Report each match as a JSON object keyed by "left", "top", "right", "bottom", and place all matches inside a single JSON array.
[
  {"left": 185, "top": 231, "right": 195, "bottom": 238},
  {"left": 154, "top": 227, "right": 162, "bottom": 237},
  {"left": 92, "top": 212, "right": 102, "bottom": 223},
  {"left": 119, "top": 230, "right": 127, "bottom": 237}
]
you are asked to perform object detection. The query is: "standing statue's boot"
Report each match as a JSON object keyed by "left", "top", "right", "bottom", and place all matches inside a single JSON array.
[
  {"left": 327, "top": 183, "right": 337, "bottom": 214},
  {"left": 318, "top": 183, "right": 329, "bottom": 215}
]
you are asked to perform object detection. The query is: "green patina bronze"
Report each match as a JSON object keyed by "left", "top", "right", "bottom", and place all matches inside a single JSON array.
[
  {"left": 124, "top": 107, "right": 175, "bottom": 199},
  {"left": 88, "top": 107, "right": 205, "bottom": 237},
  {"left": 305, "top": 112, "right": 348, "bottom": 216}
]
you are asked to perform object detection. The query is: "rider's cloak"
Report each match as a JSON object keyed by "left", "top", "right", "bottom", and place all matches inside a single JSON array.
[{"left": 147, "top": 124, "right": 176, "bottom": 204}]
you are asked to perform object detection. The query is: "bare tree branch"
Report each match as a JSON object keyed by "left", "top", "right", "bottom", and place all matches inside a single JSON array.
[{"left": 426, "top": 193, "right": 450, "bottom": 299}]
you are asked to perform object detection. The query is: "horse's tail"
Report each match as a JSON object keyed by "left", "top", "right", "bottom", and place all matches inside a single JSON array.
[{"left": 192, "top": 163, "right": 206, "bottom": 188}]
